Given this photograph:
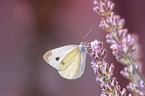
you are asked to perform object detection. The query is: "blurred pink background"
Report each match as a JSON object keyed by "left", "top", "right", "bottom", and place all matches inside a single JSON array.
[{"left": 0, "top": 0, "right": 145, "bottom": 96}]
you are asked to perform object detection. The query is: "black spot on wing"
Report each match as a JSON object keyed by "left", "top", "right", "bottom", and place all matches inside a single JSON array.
[
  {"left": 61, "top": 61, "right": 64, "bottom": 65},
  {"left": 55, "top": 57, "right": 60, "bottom": 61}
]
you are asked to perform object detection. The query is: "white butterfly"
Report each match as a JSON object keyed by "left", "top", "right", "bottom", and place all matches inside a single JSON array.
[{"left": 43, "top": 42, "right": 87, "bottom": 80}]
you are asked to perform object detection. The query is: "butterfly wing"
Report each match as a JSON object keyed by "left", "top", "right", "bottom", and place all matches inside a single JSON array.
[
  {"left": 43, "top": 45, "right": 78, "bottom": 69},
  {"left": 58, "top": 47, "right": 87, "bottom": 79}
]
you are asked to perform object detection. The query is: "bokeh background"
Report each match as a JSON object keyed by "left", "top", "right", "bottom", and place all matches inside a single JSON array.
[{"left": 0, "top": 0, "right": 145, "bottom": 96}]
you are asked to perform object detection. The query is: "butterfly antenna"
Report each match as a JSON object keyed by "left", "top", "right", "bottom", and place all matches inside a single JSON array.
[
  {"left": 82, "top": 29, "right": 92, "bottom": 41},
  {"left": 79, "top": 27, "right": 83, "bottom": 41}
]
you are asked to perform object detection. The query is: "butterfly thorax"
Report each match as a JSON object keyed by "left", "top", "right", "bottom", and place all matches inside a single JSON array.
[{"left": 79, "top": 42, "right": 87, "bottom": 52}]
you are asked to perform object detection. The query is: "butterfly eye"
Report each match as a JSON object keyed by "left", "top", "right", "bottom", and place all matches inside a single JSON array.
[
  {"left": 55, "top": 57, "right": 60, "bottom": 61},
  {"left": 81, "top": 42, "right": 83, "bottom": 45}
]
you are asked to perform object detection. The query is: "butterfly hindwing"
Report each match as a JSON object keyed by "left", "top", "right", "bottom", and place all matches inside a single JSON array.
[
  {"left": 43, "top": 45, "right": 78, "bottom": 69},
  {"left": 58, "top": 47, "right": 87, "bottom": 79}
]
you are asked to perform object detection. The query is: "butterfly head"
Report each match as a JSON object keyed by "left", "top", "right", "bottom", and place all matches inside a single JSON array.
[
  {"left": 79, "top": 42, "right": 87, "bottom": 52},
  {"left": 80, "top": 42, "right": 84, "bottom": 45}
]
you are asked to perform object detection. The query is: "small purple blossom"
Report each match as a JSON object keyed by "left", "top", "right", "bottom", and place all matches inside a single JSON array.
[
  {"left": 93, "top": 0, "right": 115, "bottom": 16},
  {"left": 127, "top": 80, "right": 145, "bottom": 96},
  {"left": 99, "top": 13, "right": 125, "bottom": 32}
]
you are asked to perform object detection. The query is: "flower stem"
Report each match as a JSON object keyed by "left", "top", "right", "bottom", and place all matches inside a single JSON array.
[{"left": 127, "top": 57, "right": 145, "bottom": 83}]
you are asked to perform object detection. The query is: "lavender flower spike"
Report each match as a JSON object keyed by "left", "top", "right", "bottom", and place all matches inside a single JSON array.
[
  {"left": 93, "top": 0, "right": 145, "bottom": 95},
  {"left": 89, "top": 40, "right": 131, "bottom": 96}
]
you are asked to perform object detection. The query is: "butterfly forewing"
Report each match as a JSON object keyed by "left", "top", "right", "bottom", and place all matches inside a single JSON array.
[{"left": 43, "top": 45, "right": 78, "bottom": 69}]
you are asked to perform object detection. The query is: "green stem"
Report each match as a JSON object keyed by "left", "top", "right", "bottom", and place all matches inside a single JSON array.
[
  {"left": 126, "top": 64, "right": 137, "bottom": 84},
  {"left": 127, "top": 57, "right": 145, "bottom": 83}
]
